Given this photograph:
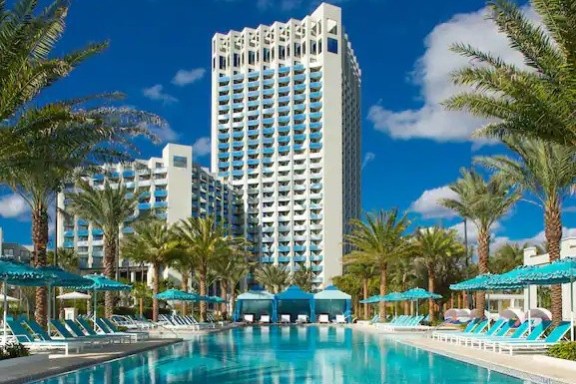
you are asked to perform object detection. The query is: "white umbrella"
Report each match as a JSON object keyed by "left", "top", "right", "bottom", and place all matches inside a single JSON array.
[
  {"left": 0, "top": 295, "right": 19, "bottom": 303},
  {"left": 56, "top": 291, "right": 91, "bottom": 300}
]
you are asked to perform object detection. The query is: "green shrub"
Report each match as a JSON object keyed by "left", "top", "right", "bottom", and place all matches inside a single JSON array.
[
  {"left": 548, "top": 342, "right": 576, "bottom": 361},
  {"left": 0, "top": 343, "right": 30, "bottom": 360}
]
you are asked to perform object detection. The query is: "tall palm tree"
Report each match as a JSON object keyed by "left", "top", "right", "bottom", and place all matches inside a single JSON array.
[
  {"left": 292, "top": 266, "right": 315, "bottom": 292},
  {"left": 440, "top": 168, "right": 519, "bottom": 312},
  {"left": 121, "top": 220, "right": 182, "bottom": 322},
  {"left": 412, "top": 227, "right": 465, "bottom": 321},
  {"left": 345, "top": 209, "right": 412, "bottom": 320},
  {"left": 212, "top": 254, "right": 251, "bottom": 319},
  {"left": 254, "top": 264, "right": 290, "bottom": 294},
  {"left": 172, "top": 254, "right": 194, "bottom": 315},
  {"left": 345, "top": 262, "right": 376, "bottom": 319},
  {"left": 173, "top": 217, "right": 230, "bottom": 321},
  {"left": 443, "top": 0, "right": 576, "bottom": 145},
  {"left": 47, "top": 248, "right": 79, "bottom": 272},
  {"left": 476, "top": 138, "right": 576, "bottom": 323},
  {"left": 389, "top": 256, "right": 416, "bottom": 314},
  {"left": 65, "top": 180, "right": 140, "bottom": 318},
  {"left": 491, "top": 243, "right": 526, "bottom": 274}
]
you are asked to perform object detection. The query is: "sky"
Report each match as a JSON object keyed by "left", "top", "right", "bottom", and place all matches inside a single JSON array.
[{"left": 2, "top": 0, "right": 575, "bottom": 249}]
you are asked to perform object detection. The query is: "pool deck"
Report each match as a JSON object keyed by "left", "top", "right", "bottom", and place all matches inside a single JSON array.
[
  {"left": 0, "top": 338, "right": 181, "bottom": 384},
  {"left": 396, "top": 333, "right": 576, "bottom": 384}
]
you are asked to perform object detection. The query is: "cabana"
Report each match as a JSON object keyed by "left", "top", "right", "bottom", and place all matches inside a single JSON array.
[
  {"left": 233, "top": 290, "right": 277, "bottom": 322},
  {"left": 276, "top": 285, "right": 315, "bottom": 323},
  {"left": 314, "top": 285, "right": 351, "bottom": 323}
]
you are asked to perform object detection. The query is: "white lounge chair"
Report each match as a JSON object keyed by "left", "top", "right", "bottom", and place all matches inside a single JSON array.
[
  {"left": 334, "top": 314, "right": 347, "bottom": 324},
  {"left": 244, "top": 314, "right": 255, "bottom": 323},
  {"left": 260, "top": 315, "right": 270, "bottom": 324},
  {"left": 296, "top": 314, "right": 308, "bottom": 324},
  {"left": 318, "top": 314, "right": 330, "bottom": 324},
  {"left": 280, "top": 314, "right": 291, "bottom": 323}
]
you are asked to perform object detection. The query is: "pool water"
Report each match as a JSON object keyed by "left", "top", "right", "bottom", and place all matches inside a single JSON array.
[{"left": 32, "top": 326, "right": 532, "bottom": 384}]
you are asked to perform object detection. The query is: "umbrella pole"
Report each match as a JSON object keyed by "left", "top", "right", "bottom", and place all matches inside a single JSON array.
[
  {"left": 527, "top": 285, "right": 531, "bottom": 333},
  {"left": 571, "top": 275, "right": 574, "bottom": 342},
  {"left": 47, "top": 284, "right": 51, "bottom": 333},
  {"left": 3, "top": 279, "right": 7, "bottom": 345},
  {"left": 93, "top": 289, "right": 97, "bottom": 330}
]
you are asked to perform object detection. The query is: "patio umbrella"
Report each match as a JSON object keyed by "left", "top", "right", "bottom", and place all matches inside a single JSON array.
[
  {"left": 155, "top": 289, "right": 200, "bottom": 301},
  {"left": 83, "top": 274, "right": 131, "bottom": 326},
  {"left": 56, "top": 291, "right": 92, "bottom": 308},
  {"left": 208, "top": 296, "right": 225, "bottom": 303},
  {"left": 359, "top": 295, "right": 382, "bottom": 304},
  {"left": 450, "top": 274, "right": 494, "bottom": 291},
  {"left": 401, "top": 288, "right": 442, "bottom": 316},
  {"left": 522, "top": 257, "right": 576, "bottom": 341},
  {"left": 0, "top": 259, "right": 45, "bottom": 345}
]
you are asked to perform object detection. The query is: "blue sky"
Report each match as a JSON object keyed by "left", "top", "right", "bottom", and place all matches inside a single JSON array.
[{"left": 2, "top": 0, "right": 574, "bottom": 249}]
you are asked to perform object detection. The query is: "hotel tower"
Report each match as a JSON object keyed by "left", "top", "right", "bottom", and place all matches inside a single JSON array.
[{"left": 211, "top": 3, "right": 361, "bottom": 288}]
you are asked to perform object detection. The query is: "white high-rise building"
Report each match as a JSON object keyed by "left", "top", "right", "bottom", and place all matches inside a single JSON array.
[{"left": 211, "top": 3, "right": 361, "bottom": 288}]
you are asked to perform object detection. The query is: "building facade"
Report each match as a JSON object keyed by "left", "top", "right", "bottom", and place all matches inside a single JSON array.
[
  {"left": 56, "top": 144, "right": 241, "bottom": 281},
  {"left": 211, "top": 3, "right": 361, "bottom": 288},
  {"left": 0, "top": 228, "right": 33, "bottom": 263}
]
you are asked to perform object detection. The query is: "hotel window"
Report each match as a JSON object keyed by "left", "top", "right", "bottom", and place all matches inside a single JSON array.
[
  {"left": 279, "top": 45, "right": 286, "bottom": 60},
  {"left": 173, "top": 156, "right": 188, "bottom": 168},
  {"left": 248, "top": 51, "right": 256, "bottom": 65},
  {"left": 219, "top": 56, "right": 226, "bottom": 70},
  {"left": 328, "top": 38, "right": 338, "bottom": 54},
  {"left": 233, "top": 53, "right": 240, "bottom": 67},
  {"left": 263, "top": 48, "right": 270, "bottom": 63}
]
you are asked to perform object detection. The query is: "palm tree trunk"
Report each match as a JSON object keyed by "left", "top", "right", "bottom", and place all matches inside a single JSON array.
[
  {"left": 32, "top": 206, "right": 49, "bottom": 326},
  {"left": 428, "top": 268, "right": 436, "bottom": 322},
  {"left": 362, "top": 278, "right": 368, "bottom": 319},
  {"left": 545, "top": 197, "right": 563, "bottom": 325},
  {"left": 379, "top": 263, "right": 387, "bottom": 320},
  {"left": 476, "top": 225, "right": 490, "bottom": 314},
  {"left": 220, "top": 280, "right": 228, "bottom": 319},
  {"left": 152, "top": 263, "right": 160, "bottom": 322},
  {"left": 180, "top": 272, "right": 189, "bottom": 315},
  {"left": 199, "top": 268, "right": 207, "bottom": 322},
  {"left": 104, "top": 234, "right": 117, "bottom": 318}
]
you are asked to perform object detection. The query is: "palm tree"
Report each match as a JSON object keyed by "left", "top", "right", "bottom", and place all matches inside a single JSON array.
[
  {"left": 292, "top": 266, "right": 314, "bottom": 292},
  {"left": 0, "top": 0, "right": 107, "bottom": 122},
  {"left": 254, "top": 265, "right": 290, "bottom": 294},
  {"left": 47, "top": 248, "right": 79, "bottom": 272},
  {"left": 172, "top": 254, "right": 194, "bottom": 315},
  {"left": 440, "top": 168, "right": 519, "bottom": 312},
  {"left": 65, "top": 180, "right": 140, "bottom": 318},
  {"left": 345, "top": 262, "right": 376, "bottom": 319},
  {"left": 173, "top": 217, "right": 230, "bottom": 321},
  {"left": 476, "top": 138, "right": 576, "bottom": 323},
  {"left": 332, "top": 273, "right": 362, "bottom": 317},
  {"left": 412, "top": 227, "right": 465, "bottom": 321},
  {"left": 212, "top": 254, "right": 251, "bottom": 319},
  {"left": 345, "top": 209, "right": 412, "bottom": 320},
  {"left": 121, "top": 220, "right": 182, "bottom": 322},
  {"left": 389, "top": 256, "right": 416, "bottom": 314},
  {"left": 443, "top": 0, "right": 576, "bottom": 145}
]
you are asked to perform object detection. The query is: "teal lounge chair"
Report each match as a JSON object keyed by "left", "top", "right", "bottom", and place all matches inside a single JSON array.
[
  {"left": 497, "top": 321, "right": 571, "bottom": 355},
  {"left": 453, "top": 318, "right": 507, "bottom": 346},
  {"left": 101, "top": 317, "right": 149, "bottom": 339},
  {"left": 95, "top": 318, "right": 146, "bottom": 341},
  {"left": 431, "top": 318, "right": 478, "bottom": 340},
  {"left": 6, "top": 320, "right": 80, "bottom": 355},
  {"left": 442, "top": 319, "right": 489, "bottom": 343},
  {"left": 483, "top": 320, "right": 551, "bottom": 352},
  {"left": 50, "top": 320, "right": 111, "bottom": 345},
  {"left": 75, "top": 318, "right": 129, "bottom": 342}
]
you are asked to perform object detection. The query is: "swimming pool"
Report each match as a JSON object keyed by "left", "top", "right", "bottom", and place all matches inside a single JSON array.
[{"left": 32, "top": 326, "right": 532, "bottom": 383}]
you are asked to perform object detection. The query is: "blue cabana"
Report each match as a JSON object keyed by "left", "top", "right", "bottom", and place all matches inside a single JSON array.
[
  {"left": 314, "top": 285, "right": 351, "bottom": 322},
  {"left": 233, "top": 290, "right": 277, "bottom": 322},
  {"left": 276, "top": 285, "right": 315, "bottom": 322}
]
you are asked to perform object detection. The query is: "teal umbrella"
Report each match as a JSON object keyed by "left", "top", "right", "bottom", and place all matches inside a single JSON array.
[
  {"left": 82, "top": 274, "right": 131, "bottom": 325},
  {"left": 208, "top": 296, "right": 225, "bottom": 303},
  {"left": 401, "top": 288, "right": 442, "bottom": 316},
  {"left": 0, "top": 259, "right": 45, "bottom": 345},
  {"left": 450, "top": 274, "right": 494, "bottom": 291},
  {"left": 360, "top": 295, "right": 382, "bottom": 304},
  {"left": 523, "top": 257, "right": 576, "bottom": 341},
  {"left": 381, "top": 292, "right": 405, "bottom": 302},
  {"left": 155, "top": 289, "right": 200, "bottom": 301}
]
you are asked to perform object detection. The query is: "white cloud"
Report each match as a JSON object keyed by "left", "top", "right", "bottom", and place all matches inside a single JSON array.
[
  {"left": 0, "top": 194, "right": 29, "bottom": 219},
  {"left": 150, "top": 124, "right": 180, "bottom": 142},
  {"left": 361, "top": 152, "right": 375, "bottom": 170},
  {"left": 142, "top": 84, "right": 178, "bottom": 104},
  {"left": 192, "top": 137, "right": 211, "bottom": 158},
  {"left": 449, "top": 220, "right": 502, "bottom": 245},
  {"left": 368, "top": 6, "right": 535, "bottom": 143},
  {"left": 171, "top": 68, "right": 206, "bottom": 86},
  {"left": 410, "top": 185, "right": 459, "bottom": 219}
]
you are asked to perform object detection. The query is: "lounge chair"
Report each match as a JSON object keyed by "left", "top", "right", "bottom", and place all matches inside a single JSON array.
[
  {"left": 452, "top": 318, "right": 507, "bottom": 346},
  {"left": 76, "top": 318, "right": 132, "bottom": 343},
  {"left": 431, "top": 319, "right": 479, "bottom": 340},
  {"left": 96, "top": 318, "right": 148, "bottom": 341},
  {"left": 459, "top": 319, "right": 517, "bottom": 348},
  {"left": 369, "top": 315, "right": 381, "bottom": 324},
  {"left": 497, "top": 321, "right": 571, "bottom": 355},
  {"left": 6, "top": 320, "right": 80, "bottom": 356},
  {"left": 296, "top": 315, "right": 308, "bottom": 324},
  {"left": 280, "top": 314, "right": 291, "bottom": 324},
  {"left": 318, "top": 314, "right": 330, "bottom": 324},
  {"left": 49, "top": 320, "right": 112, "bottom": 345},
  {"left": 244, "top": 314, "right": 255, "bottom": 324},
  {"left": 441, "top": 320, "right": 489, "bottom": 343},
  {"left": 483, "top": 320, "right": 551, "bottom": 352},
  {"left": 334, "top": 314, "right": 347, "bottom": 324},
  {"left": 260, "top": 315, "right": 271, "bottom": 324}
]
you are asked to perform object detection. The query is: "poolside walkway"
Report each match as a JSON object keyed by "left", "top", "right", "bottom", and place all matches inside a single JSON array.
[
  {"left": 402, "top": 336, "right": 576, "bottom": 384},
  {"left": 0, "top": 338, "right": 181, "bottom": 384}
]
